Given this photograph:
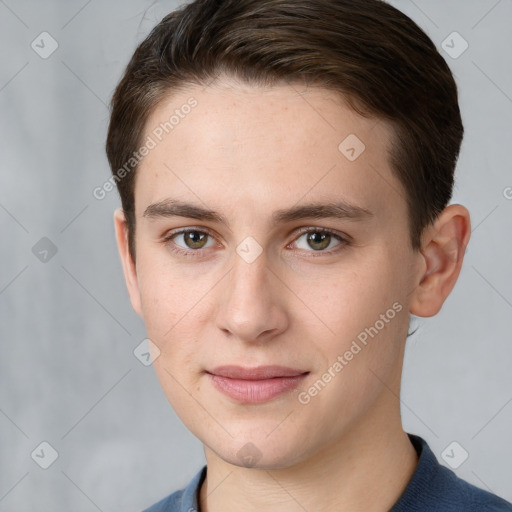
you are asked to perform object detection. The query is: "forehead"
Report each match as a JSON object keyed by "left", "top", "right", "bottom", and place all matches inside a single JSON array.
[{"left": 134, "top": 77, "right": 405, "bottom": 225}]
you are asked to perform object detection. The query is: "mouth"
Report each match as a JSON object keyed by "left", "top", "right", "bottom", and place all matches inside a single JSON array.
[{"left": 206, "top": 365, "right": 310, "bottom": 403}]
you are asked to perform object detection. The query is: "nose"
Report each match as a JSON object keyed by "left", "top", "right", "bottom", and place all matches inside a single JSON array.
[{"left": 214, "top": 249, "right": 289, "bottom": 344}]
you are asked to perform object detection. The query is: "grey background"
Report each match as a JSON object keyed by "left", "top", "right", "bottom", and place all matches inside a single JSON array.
[{"left": 0, "top": 0, "right": 511, "bottom": 510}]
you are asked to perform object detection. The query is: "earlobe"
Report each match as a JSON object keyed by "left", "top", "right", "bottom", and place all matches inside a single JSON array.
[
  {"left": 113, "top": 208, "right": 143, "bottom": 317},
  {"left": 410, "top": 204, "right": 471, "bottom": 317}
]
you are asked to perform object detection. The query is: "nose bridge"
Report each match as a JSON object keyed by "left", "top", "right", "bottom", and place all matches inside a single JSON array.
[
  {"left": 218, "top": 246, "right": 286, "bottom": 341},
  {"left": 228, "top": 249, "right": 270, "bottom": 310}
]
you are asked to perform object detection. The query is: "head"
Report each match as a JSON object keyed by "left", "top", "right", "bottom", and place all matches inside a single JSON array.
[{"left": 106, "top": 0, "right": 470, "bottom": 468}]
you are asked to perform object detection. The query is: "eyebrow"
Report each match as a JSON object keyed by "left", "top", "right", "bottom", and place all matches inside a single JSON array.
[{"left": 143, "top": 198, "right": 373, "bottom": 226}]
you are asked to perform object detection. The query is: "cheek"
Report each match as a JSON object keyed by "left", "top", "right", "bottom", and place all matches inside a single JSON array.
[
  {"left": 297, "top": 254, "right": 408, "bottom": 384},
  {"left": 135, "top": 253, "right": 212, "bottom": 380},
  {"left": 291, "top": 257, "right": 400, "bottom": 339},
  {"left": 136, "top": 253, "right": 204, "bottom": 337}
]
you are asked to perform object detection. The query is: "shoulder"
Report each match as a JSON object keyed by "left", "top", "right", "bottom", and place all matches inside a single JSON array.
[
  {"left": 430, "top": 463, "right": 512, "bottom": 511},
  {"left": 391, "top": 434, "right": 512, "bottom": 511},
  {"left": 142, "top": 491, "right": 182, "bottom": 512},
  {"left": 141, "top": 466, "right": 207, "bottom": 512}
]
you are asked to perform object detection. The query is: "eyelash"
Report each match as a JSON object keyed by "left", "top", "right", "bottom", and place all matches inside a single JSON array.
[{"left": 161, "top": 227, "right": 349, "bottom": 258}]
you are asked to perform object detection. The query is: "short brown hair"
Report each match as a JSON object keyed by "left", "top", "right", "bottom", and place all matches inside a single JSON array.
[{"left": 106, "top": 0, "right": 463, "bottom": 261}]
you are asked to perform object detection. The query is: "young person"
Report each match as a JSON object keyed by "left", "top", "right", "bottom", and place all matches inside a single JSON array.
[{"left": 105, "top": 0, "right": 511, "bottom": 510}]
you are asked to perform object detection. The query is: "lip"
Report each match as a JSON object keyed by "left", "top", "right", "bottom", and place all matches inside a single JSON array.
[{"left": 206, "top": 365, "right": 309, "bottom": 403}]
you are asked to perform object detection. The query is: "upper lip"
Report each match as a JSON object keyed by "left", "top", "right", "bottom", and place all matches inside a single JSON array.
[{"left": 208, "top": 365, "right": 309, "bottom": 380}]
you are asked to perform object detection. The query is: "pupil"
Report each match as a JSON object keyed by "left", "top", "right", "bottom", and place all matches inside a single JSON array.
[
  {"left": 308, "top": 232, "right": 330, "bottom": 250},
  {"left": 186, "top": 231, "right": 205, "bottom": 248}
]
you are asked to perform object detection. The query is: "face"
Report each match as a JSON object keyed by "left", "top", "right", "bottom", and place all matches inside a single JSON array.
[{"left": 118, "top": 76, "right": 424, "bottom": 468}]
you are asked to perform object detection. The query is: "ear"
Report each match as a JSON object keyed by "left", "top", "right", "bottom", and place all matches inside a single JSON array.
[
  {"left": 113, "top": 208, "right": 143, "bottom": 316},
  {"left": 409, "top": 204, "right": 471, "bottom": 317}
]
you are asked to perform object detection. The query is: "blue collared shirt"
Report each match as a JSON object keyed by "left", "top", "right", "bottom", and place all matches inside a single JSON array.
[{"left": 142, "top": 434, "right": 512, "bottom": 511}]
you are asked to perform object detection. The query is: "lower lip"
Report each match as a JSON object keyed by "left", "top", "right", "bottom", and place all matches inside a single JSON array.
[{"left": 207, "top": 373, "right": 308, "bottom": 403}]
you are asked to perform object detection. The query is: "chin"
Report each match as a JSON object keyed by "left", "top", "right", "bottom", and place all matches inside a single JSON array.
[{"left": 206, "top": 431, "right": 309, "bottom": 470}]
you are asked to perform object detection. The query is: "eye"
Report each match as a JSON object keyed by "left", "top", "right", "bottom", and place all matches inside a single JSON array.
[
  {"left": 162, "top": 226, "right": 348, "bottom": 257},
  {"left": 292, "top": 228, "right": 346, "bottom": 252},
  {"left": 164, "top": 228, "right": 216, "bottom": 254}
]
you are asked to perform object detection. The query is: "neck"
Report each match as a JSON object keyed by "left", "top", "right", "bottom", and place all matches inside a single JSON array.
[{"left": 199, "top": 395, "right": 418, "bottom": 512}]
